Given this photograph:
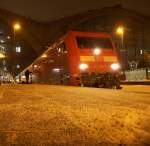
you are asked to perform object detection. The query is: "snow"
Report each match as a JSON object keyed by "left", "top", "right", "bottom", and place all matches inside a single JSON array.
[{"left": 0, "top": 84, "right": 150, "bottom": 145}]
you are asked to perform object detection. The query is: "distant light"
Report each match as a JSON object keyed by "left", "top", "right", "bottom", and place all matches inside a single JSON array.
[
  {"left": 116, "top": 26, "right": 124, "bottom": 35},
  {"left": 58, "top": 48, "right": 61, "bottom": 53},
  {"left": 16, "top": 64, "right": 20, "bottom": 69},
  {"left": 14, "top": 23, "right": 21, "bottom": 30},
  {"left": 16, "top": 46, "right": 21, "bottom": 53},
  {"left": 33, "top": 65, "right": 38, "bottom": 68},
  {"left": 111, "top": 63, "right": 120, "bottom": 71},
  {"left": 0, "top": 40, "right": 4, "bottom": 43},
  {"left": 0, "top": 53, "right": 5, "bottom": 58},
  {"left": 140, "top": 49, "right": 143, "bottom": 55},
  {"left": 41, "top": 54, "right": 47, "bottom": 58},
  {"left": 94, "top": 48, "right": 101, "bottom": 55},
  {"left": 7, "top": 36, "right": 11, "bottom": 39},
  {"left": 52, "top": 68, "right": 60, "bottom": 72},
  {"left": 79, "top": 63, "right": 88, "bottom": 70},
  {"left": 16, "top": 79, "right": 19, "bottom": 83}
]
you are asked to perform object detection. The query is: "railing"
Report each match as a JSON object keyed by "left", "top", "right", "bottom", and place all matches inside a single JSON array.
[{"left": 125, "top": 68, "right": 149, "bottom": 81}]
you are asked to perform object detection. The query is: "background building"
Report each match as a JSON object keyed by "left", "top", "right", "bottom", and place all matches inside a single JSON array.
[{"left": 0, "top": 21, "right": 37, "bottom": 79}]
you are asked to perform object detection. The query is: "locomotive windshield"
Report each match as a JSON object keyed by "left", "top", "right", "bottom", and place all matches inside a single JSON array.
[{"left": 76, "top": 37, "right": 113, "bottom": 49}]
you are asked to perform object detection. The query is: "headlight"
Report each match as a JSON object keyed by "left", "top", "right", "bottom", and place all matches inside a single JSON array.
[
  {"left": 79, "top": 63, "right": 88, "bottom": 70},
  {"left": 93, "top": 48, "right": 101, "bottom": 55},
  {"left": 111, "top": 63, "right": 120, "bottom": 71}
]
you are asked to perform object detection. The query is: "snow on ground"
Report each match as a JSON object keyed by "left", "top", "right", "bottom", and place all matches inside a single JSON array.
[{"left": 0, "top": 84, "right": 150, "bottom": 145}]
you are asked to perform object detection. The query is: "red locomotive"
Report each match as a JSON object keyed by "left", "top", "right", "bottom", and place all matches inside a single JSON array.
[{"left": 25, "top": 31, "right": 122, "bottom": 88}]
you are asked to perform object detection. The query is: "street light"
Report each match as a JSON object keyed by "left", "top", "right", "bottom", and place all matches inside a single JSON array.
[
  {"left": 13, "top": 22, "right": 21, "bottom": 48},
  {"left": 12, "top": 22, "right": 21, "bottom": 77},
  {"left": 13, "top": 23, "right": 21, "bottom": 31},
  {"left": 0, "top": 53, "right": 6, "bottom": 84},
  {"left": 116, "top": 26, "right": 128, "bottom": 70},
  {"left": 116, "top": 26, "right": 124, "bottom": 50}
]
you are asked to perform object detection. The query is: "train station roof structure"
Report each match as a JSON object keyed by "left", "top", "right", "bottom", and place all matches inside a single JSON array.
[{"left": 1, "top": 0, "right": 150, "bottom": 22}]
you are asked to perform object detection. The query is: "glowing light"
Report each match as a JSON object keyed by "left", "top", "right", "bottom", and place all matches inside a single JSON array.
[
  {"left": 94, "top": 48, "right": 101, "bottom": 55},
  {"left": 79, "top": 63, "right": 88, "bottom": 70},
  {"left": 16, "top": 79, "right": 19, "bottom": 83},
  {"left": 0, "top": 53, "right": 5, "bottom": 58},
  {"left": 13, "top": 23, "right": 21, "bottom": 30},
  {"left": 116, "top": 27, "right": 124, "bottom": 35},
  {"left": 41, "top": 54, "right": 47, "bottom": 58},
  {"left": 111, "top": 63, "right": 120, "bottom": 71},
  {"left": 0, "top": 40, "right": 4, "bottom": 43},
  {"left": 7, "top": 36, "right": 11, "bottom": 39},
  {"left": 33, "top": 65, "right": 38, "bottom": 68},
  {"left": 16, "top": 46, "right": 21, "bottom": 53},
  {"left": 16, "top": 64, "right": 20, "bottom": 69},
  {"left": 140, "top": 49, "right": 143, "bottom": 55},
  {"left": 52, "top": 68, "right": 60, "bottom": 72}
]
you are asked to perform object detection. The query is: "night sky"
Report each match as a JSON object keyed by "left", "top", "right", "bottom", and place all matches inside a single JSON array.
[{"left": 0, "top": 0, "right": 150, "bottom": 22}]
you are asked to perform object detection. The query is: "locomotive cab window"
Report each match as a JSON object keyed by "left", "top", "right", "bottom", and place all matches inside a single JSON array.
[{"left": 76, "top": 37, "right": 113, "bottom": 49}]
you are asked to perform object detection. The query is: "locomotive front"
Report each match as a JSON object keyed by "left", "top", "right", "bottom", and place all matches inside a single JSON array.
[{"left": 67, "top": 31, "right": 121, "bottom": 88}]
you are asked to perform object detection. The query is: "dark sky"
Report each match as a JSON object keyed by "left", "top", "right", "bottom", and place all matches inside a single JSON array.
[{"left": 0, "top": 0, "right": 150, "bottom": 22}]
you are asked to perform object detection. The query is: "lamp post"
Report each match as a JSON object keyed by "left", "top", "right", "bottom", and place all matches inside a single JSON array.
[
  {"left": 0, "top": 53, "right": 6, "bottom": 84},
  {"left": 116, "top": 26, "right": 124, "bottom": 50},
  {"left": 13, "top": 23, "right": 21, "bottom": 49},
  {"left": 12, "top": 23, "right": 21, "bottom": 77},
  {"left": 116, "top": 26, "right": 127, "bottom": 69}
]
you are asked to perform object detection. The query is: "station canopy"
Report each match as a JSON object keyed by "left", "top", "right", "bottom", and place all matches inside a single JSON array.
[{"left": 0, "top": 0, "right": 150, "bottom": 22}]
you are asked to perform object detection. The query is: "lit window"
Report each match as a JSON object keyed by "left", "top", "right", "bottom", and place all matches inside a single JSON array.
[
  {"left": 140, "top": 49, "right": 143, "bottom": 55},
  {"left": 16, "top": 46, "right": 21, "bottom": 53},
  {"left": 16, "top": 64, "right": 20, "bottom": 69}
]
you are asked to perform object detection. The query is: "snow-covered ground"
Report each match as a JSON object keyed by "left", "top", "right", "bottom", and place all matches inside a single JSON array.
[{"left": 0, "top": 84, "right": 150, "bottom": 145}]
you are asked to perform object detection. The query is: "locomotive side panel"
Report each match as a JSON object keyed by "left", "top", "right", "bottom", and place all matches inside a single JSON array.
[
  {"left": 31, "top": 42, "right": 70, "bottom": 85},
  {"left": 48, "top": 43, "right": 70, "bottom": 85}
]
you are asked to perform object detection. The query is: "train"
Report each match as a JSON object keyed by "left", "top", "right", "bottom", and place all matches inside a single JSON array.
[{"left": 20, "top": 31, "right": 122, "bottom": 88}]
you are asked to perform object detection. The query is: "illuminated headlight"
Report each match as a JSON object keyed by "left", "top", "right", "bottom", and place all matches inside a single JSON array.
[
  {"left": 79, "top": 63, "right": 88, "bottom": 70},
  {"left": 94, "top": 48, "right": 101, "bottom": 55},
  {"left": 111, "top": 63, "right": 120, "bottom": 70}
]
